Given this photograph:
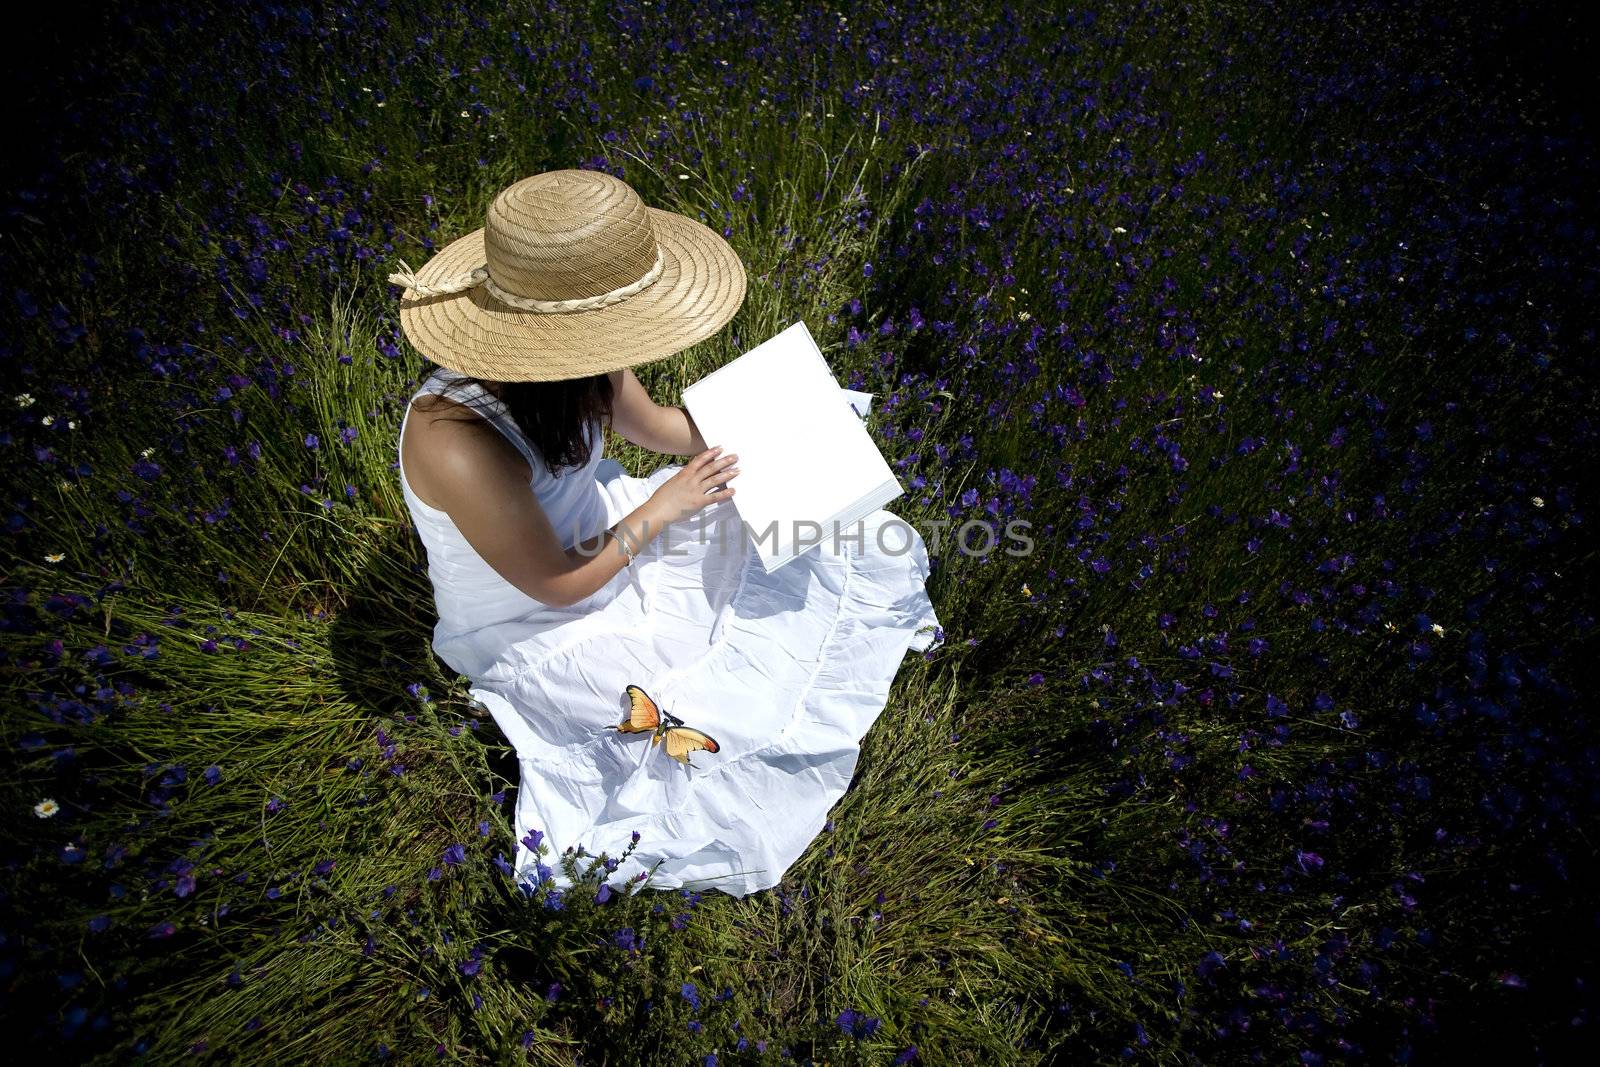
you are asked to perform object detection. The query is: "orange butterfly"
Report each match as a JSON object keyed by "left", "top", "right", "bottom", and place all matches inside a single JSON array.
[{"left": 601, "top": 684, "right": 721, "bottom": 768}]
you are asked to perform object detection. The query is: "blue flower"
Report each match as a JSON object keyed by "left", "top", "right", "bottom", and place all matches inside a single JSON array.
[{"left": 836, "top": 1009, "right": 881, "bottom": 1039}]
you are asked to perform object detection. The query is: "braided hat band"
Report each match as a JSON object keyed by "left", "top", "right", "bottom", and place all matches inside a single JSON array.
[
  {"left": 387, "top": 246, "right": 666, "bottom": 314},
  {"left": 387, "top": 168, "right": 747, "bottom": 383}
]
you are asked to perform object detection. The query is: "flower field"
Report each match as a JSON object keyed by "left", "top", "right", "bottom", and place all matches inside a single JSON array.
[{"left": 2, "top": 0, "right": 1595, "bottom": 1062}]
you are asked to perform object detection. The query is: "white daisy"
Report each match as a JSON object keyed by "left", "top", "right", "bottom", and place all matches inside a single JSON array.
[{"left": 34, "top": 798, "right": 60, "bottom": 818}]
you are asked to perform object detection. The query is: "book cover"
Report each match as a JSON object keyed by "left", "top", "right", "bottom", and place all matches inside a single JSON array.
[{"left": 681, "top": 320, "right": 903, "bottom": 572}]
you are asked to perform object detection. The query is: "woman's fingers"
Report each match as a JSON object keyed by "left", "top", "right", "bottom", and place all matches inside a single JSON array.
[
  {"left": 701, "top": 469, "right": 739, "bottom": 495},
  {"left": 694, "top": 447, "right": 737, "bottom": 469},
  {"left": 695, "top": 452, "right": 738, "bottom": 480},
  {"left": 680, "top": 448, "right": 740, "bottom": 505}
]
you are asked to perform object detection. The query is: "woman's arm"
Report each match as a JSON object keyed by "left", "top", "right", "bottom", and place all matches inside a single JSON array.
[
  {"left": 426, "top": 424, "right": 666, "bottom": 607},
  {"left": 420, "top": 419, "right": 737, "bottom": 609},
  {"left": 607, "top": 367, "right": 707, "bottom": 456}
]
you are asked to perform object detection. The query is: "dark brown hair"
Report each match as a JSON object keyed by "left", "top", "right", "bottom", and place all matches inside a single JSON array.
[{"left": 416, "top": 368, "right": 615, "bottom": 476}]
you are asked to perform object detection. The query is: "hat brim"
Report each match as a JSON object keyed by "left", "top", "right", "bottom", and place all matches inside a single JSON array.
[{"left": 395, "top": 207, "right": 747, "bottom": 382}]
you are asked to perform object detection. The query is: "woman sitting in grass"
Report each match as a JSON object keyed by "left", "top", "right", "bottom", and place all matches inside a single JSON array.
[{"left": 389, "top": 167, "right": 941, "bottom": 897}]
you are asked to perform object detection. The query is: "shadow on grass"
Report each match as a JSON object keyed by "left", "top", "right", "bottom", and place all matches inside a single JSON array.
[{"left": 323, "top": 518, "right": 523, "bottom": 817}]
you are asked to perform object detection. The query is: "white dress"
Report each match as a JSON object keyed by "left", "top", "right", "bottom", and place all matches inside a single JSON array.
[{"left": 396, "top": 366, "right": 942, "bottom": 898}]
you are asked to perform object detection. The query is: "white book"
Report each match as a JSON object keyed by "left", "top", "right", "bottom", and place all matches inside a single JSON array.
[{"left": 681, "top": 320, "right": 903, "bottom": 573}]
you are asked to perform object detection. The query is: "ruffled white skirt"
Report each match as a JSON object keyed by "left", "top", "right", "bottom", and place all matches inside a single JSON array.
[{"left": 452, "top": 459, "right": 942, "bottom": 898}]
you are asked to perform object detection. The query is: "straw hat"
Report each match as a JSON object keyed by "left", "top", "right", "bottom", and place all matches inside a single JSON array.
[{"left": 386, "top": 168, "right": 747, "bottom": 382}]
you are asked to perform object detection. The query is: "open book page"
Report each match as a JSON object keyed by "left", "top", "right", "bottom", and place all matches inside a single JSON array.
[
  {"left": 682, "top": 321, "right": 902, "bottom": 570},
  {"left": 840, "top": 388, "right": 875, "bottom": 419}
]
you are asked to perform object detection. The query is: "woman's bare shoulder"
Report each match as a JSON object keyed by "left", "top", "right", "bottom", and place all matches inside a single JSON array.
[{"left": 403, "top": 394, "right": 530, "bottom": 510}]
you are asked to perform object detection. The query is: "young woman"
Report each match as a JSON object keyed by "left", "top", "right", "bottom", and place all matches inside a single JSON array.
[{"left": 390, "top": 168, "right": 941, "bottom": 898}]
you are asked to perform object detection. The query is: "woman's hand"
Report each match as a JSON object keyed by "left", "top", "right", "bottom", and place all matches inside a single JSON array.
[{"left": 648, "top": 446, "right": 740, "bottom": 524}]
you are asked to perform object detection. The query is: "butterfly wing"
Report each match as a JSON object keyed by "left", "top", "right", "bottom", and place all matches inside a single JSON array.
[
  {"left": 618, "top": 684, "right": 661, "bottom": 733},
  {"left": 662, "top": 726, "right": 720, "bottom": 766}
]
